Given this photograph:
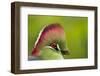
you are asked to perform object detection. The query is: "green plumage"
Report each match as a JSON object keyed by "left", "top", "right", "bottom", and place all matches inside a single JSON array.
[{"left": 39, "top": 47, "right": 64, "bottom": 60}]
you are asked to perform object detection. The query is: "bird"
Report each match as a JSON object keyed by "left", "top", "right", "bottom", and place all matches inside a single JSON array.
[{"left": 31, "top": 23, "right": 69, "bottom": 60}]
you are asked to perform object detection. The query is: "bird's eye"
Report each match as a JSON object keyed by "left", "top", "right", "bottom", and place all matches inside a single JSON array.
[{"left": 50, "top": 43, "right": 60, "bottom": 51}]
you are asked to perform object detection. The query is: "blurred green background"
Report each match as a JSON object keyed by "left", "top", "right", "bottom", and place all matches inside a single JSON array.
[{"left": 28, "top": 15, "right": 88, "bottom": 59}]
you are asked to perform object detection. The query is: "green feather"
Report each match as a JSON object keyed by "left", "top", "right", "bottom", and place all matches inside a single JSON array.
[{"left": 39, "top": 47, "right": 64, "bottom": 60}]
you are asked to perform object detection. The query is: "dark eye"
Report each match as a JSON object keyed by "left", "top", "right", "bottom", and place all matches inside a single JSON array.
[{"left": 50, "top": 43, "right": 60, "bottom": 51}]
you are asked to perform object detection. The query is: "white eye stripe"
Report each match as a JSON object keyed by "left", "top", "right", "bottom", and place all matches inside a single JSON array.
[
  {"left": 44, "top": 44, "right": 61, "bottom": 51},
  {"left": 44, "top": 46, "right": 53, "bottom": 49},
  {"left": 57, "top": 44, "right": 61, "bottom": 51}
]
